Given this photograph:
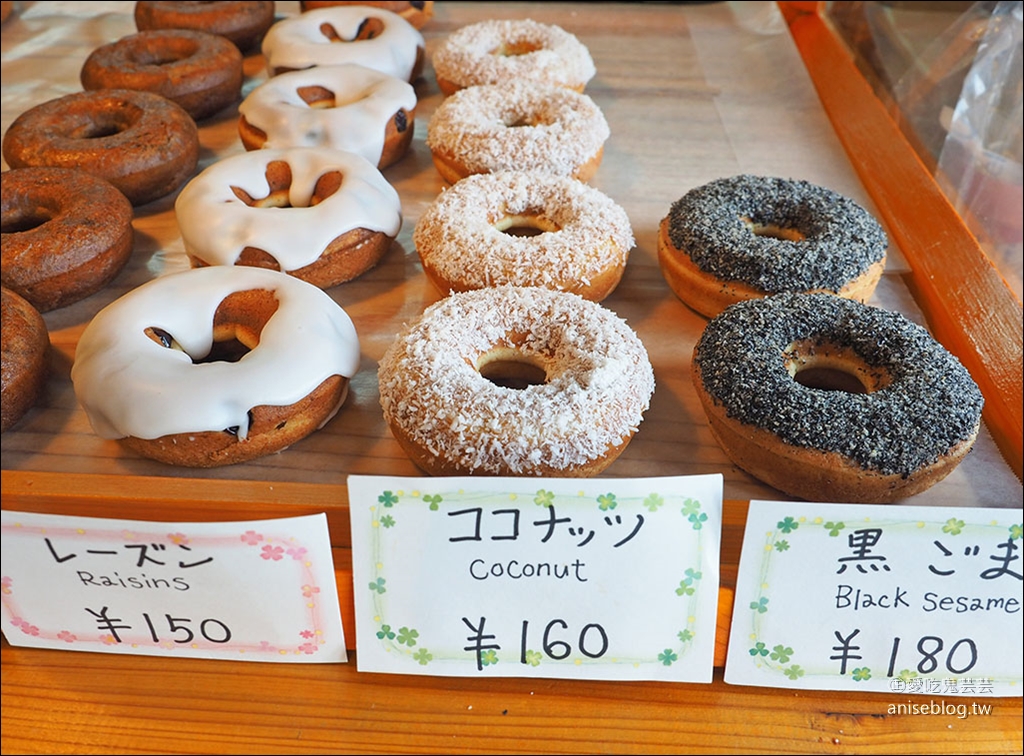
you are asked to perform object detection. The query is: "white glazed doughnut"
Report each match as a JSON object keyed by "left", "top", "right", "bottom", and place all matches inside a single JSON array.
[
  {"left": 71, "top": 266, "right": 361, "bottom": 467},
  {"left": 237, "top": 63, "right": 417, "bottom": 169},
  {"left": 174, "top": 147, "right": 403, "bottom": 288},
  {"left": 261, "top": 6, "right": 425, "bottom": 82},
  {"left": 433, "top": 18, "right": 596, "bottom": 95},
  {"left": 414, "top": 171, "right": 634, "bottom": 301},
  {"left": 378, "top": 285, "right": 655, "bottom": 477},
  {"left": 426, "top": 80, "right": 610, "bottom": 184}
]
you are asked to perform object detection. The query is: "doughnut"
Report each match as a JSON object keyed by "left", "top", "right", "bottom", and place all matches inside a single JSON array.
[
  {"left": 658, "top": 174, "right": 888, "bottom": 319},
  {"left": 300, "top": 1, "right": 434, "bottom": 29},
  {"left": 80, "top": 29, "right": 244, "bottom": 121},
  {"left": 414, "top": 171, "right": 634, "bottom": 301},
  {"left": 378, "top": 286, "right": 655, "bottom": 477},
  {"left": 238, "top": 63, "right": 417, "bottom": 169},
  {"left": 134, "top": 1, "right": 276, "bottom": 53},
  {"left": 1, "top": 286, "right": 50, "bottom": 434},
  {"left": 426, "top": 80, "right": 609, "bottom": 184},
  {"left": 692, "top": 292, "right": 984, "bottom": 503},
  {"left": 174, "top": 146, "right": 402, "bottom": 288},
  {"left": 70, "top": 265, "right": 360, "bottom": 468},
  {"left": 1, "top": 167, "right": 134, "bottom": 313},
  {"left": 432, "top": 18, "right": 596, "bottom": 95},
  {"left": 261, "top": 6, "right": 425, "bottom": 82},
  {"left": 1, "top": 89, "right": 199, "bottom": 207}
]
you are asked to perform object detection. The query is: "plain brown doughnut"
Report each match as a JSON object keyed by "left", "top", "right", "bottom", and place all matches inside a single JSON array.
[
  {"left": 1, "top": 286, "right": 50, "bottom": 433},
  {"left": 134, "top": 1, "right": 277, "bottom": 52}
]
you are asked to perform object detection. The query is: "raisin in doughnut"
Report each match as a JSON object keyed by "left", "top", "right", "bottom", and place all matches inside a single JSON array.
[
  {"left": 261, "top": 6, "right": 425, "bottom": 82},
  {"left": 432, "top": 18, "right": 595, "bottom": 95},
  {"left": 174, "top": 146, "right": 402, "bottom": 288},
  {"left": 2, "top": 89, "right": 199, "bottom": 207},
  {"left": 426, "top": 80, "right": 609, "bottom": 184},
  {"left": 80, "top": 29, "right": 243, "bottom": 121},
  {"left": 70, "top": 265, "right": 360, "bottom": 468},
  {"left": 378, "top": 286, "right": 655, "bottom": 477},
  {"left": 414, "top": 171, "right": 633, "bottom": 301},
  {"left": 1, "top": 286, "right": 50, "bottom": 433},
  {"left": 658, "top": 175, "right": 888, "bottom": 318},
  {"left": 238, "top": 63, "right": 416, "bottom": 169},
  {"left": 692, "top": 292, "right": 984, "bottom": 503},
  {"left": 2, "top": 167, "right": 134, "bottom": 313},
  {"left": 134, "top": 1, "right": 276, "bottom": 53}
]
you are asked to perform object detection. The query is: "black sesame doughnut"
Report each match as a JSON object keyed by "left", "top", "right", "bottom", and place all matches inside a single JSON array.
[
  {"left": 378, "top": 285, "right": 655, "bottom": 477},
  {"left": 692, "top": 292, "right": 983, "bottom": 503},
  {"left": 1, "top": 89, "right": 199, "bottom": 206},
  {"left": 134, "top": 1, "right": 276, "bottom": 53},
  {"left": 80, "top": 29, "right": 244, "bottom": 121},
  {"left": 659, "top": 175, "right": 888, "bottom": 318},
  {"left": 2, "top": 167, "right": 134, "bottom": 312}
]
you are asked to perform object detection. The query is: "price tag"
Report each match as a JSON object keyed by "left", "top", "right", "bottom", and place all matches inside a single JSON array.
[
  {"left": 0, "top": 510, "right": 346, "bottom": 663},
  {"left": 725, "top": 501, "right": 1023, "bottom": 696},
  {"left": 348, "top": 474, "right": 723, "bottom": 681}
]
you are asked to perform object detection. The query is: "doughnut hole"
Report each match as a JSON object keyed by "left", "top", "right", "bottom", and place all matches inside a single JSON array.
[
  {"left": 477, "top": 346, "right": 549, "bottom": 390},
  {"left": 126, "top": 35, "right": 200, "bottom": 67},
  {"left": 783, "top": 340, "right": 891, "bottom": 394},
  {"left": 1, "top": 203, "right": 57, "bottom": 234},
  {"left": 741, "top": 215, "right": 806, "bottom": 242},
  {"left": 65, "top": 101, "right": 143, "bottom": 140},
  {"left": 493, "top": 211, "right": 560, "bottom": 238},
  {"left": 297, "top": 84, "right": 336, "bottom": 109},
  {"left": 319, "top": 17, "right": 385, "bottom": 42},
  {"left": 492, "top": 40, "right": 542, "bottom": 57}
]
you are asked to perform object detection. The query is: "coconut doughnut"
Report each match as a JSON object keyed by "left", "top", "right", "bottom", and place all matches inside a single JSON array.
[
  {"left": 658, "top": 175, "right": 888, "bottom": 319},
  {"left": 300, "top": 1, "right": 434, "bottom": 29},
  {"left": 174, "top": 146, "right": 402, "bottom": 288},
  {"left": 414, "top": 171, "right": 634, "bottom": 301},
  {"left": 2, "top": 167, "right": 134, "bottom": 313},
  {"left": 426, "top": 80, "right": 609, "bottom": 184},
  {"left": 433, "top": 18, "right": 596, "bottom": 96},
  {"left": 261, "top": 6, "right": 425, "bottom": 82},
  {"left": 378, "top": 286, "right": 655, "bottom": 477},
  {"left": 70, "top": 266, "right": 360, "bottom": 468},
  {"left": 80, "top": 29, "right": 243, "bottom": 121},
  {"left": 1, "top": 286, "right": 50, "bottom": 434},
  {"left": 692, "top": 292, "right": 984, "bottom": 503},
  {"left": 134, "top": 1, "right": 276, "bottom": 53},
  {"left": 2, "top": 89, "right": 199, "bottom": 207},
  {"left": 238, "top": 63, "right": 416, "bottom": 169}
]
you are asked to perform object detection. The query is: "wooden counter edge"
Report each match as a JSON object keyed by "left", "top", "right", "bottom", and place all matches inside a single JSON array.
[{"left": 779, "top": 1, "right": 1024, "bottom": 483}]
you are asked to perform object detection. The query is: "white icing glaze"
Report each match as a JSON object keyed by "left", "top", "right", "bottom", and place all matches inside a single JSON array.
[
  {"left": 174, "top": 146, "right": 402, "bottom": 271},
  {"left": 261, "top": 6, "right": 424, "bottom": 81},
  {"left": 238, "top": 63, "right": 416, "bottom": 163},
  {"left": 414, "top": 171, "right": 634, "bottom": 291},
  {"left": 71, "top": 266, "right": 360, "bottom": 441},
  {"left": 433, "top": 18, "right": 596, "bottom": 91},
  {"left": 378, "top": 286, "right": 655, "bottom": 474},
  {"left": 426, "top": 80, "right": 609, "bottom": 177}
]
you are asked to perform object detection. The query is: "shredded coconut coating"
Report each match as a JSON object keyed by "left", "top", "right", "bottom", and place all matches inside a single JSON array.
[
  {"left": 378, "top": 286, "right": 655, "bottom": 475},
  {"left": 414, "top": 171, "right": 634, "bottom": 292},
  {"left": 666, "top": 175, "right": 888, "bottom": 293},
  {"left": 694, "top": 292, "right": 983, "bottom": 477},
  {"left": 433, "top": 18, "right": 596, "bottom": 90},
  {"left": 426, "top": 80, "right": 609, "bottom": 177}
]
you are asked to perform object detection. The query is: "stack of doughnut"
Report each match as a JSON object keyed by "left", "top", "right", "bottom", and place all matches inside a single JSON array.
[
  {"left": 261, "top": 6, "right": 425, "bottom": 82},
  {"left": 378, "top": 286, "right": 655, "bottom": 477},
  {"left": 80, "top": 29, "right": 244, "bottom": 121},
  {"left": 692, "top": 292, "right": 984, "bottom": 503},
  {"left": 134, "top": 1, "right": 277, "bottom": 53},
  {"left": 1, "top": 286, "right": 50, "bottom": 434},
  {"left": 433, "top": 18, "right": 595, "bottom": 95},
  {"left": 238, "top": 63, "right": 417, "bottom": 169},
  {"left": 658, "top": 174, "right": 889, "bottom": 318},
  {"left": 174, "top": 147, "right": 402, "bottom": 288},
  {"left": 414, "top": 171, "right": 634, "bottom": 301},
  {"left": 70, "top": 266, "right": 361, "bottom": 468},
  {"left": 2, "top": 167, "right": 134, "bottom": 312}
]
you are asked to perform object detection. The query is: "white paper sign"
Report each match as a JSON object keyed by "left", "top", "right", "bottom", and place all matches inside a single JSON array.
[
  {"left": 348, "top": 474, "right": 722, "bottom": 681},
  {"left": 0, "top": 510, "right": 346, "bottom": 663},
  {"left": 725, "top": 501, "right": 1023, "bottom": 697}
]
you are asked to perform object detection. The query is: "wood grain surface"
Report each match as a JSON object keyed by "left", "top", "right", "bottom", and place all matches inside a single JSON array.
[{"left": 2, "top": 1, "right": 1021, "bottom": 753}]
